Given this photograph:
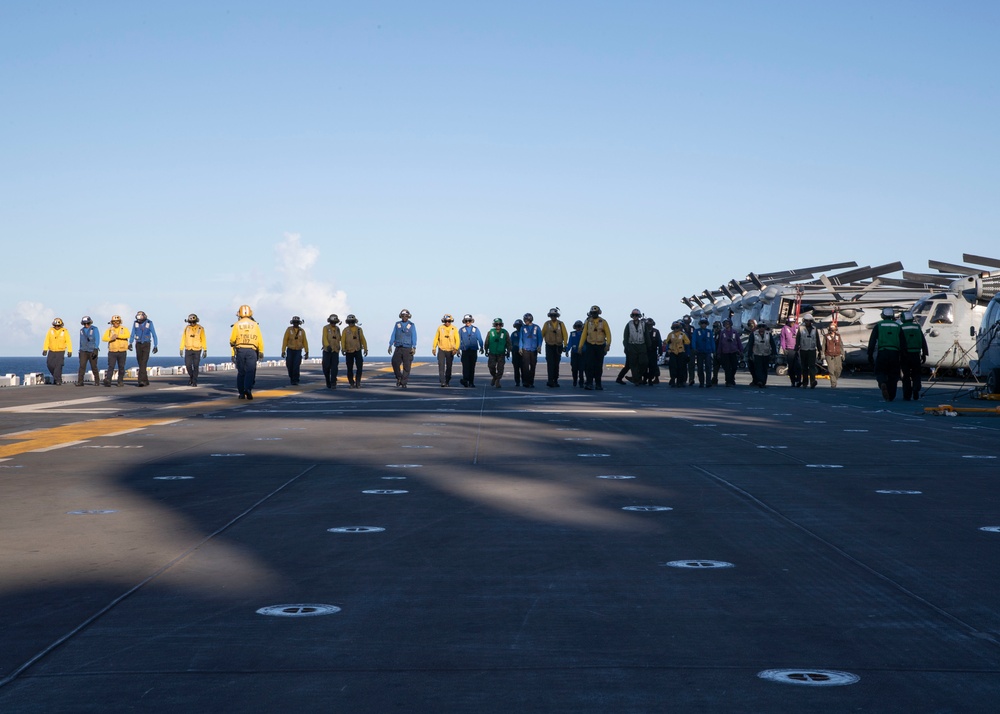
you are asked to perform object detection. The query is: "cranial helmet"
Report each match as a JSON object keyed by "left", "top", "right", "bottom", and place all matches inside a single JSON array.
[
  {"left": 513, "top": 319, "right": 524, "bottom": 329},
  {"left": 631, "top": 309, "right": 642, "bottom": 319},
  {"left": 52, "top": 318, "right": 64, "bottom": 328},
  {"left": 493, "top": 317, "right": 503, "bottom": 325},
  {"left": 345, "top": 314, "right": 358, "bottom": 324},
  {"left": 135, "top": 311, "right": 146, "bottom": 322},
  {"left": 573, "top": 320, "right": 584, "bottom": 329},
  {"left": 110, "top": 315, "right": 122, "bottom": 324},
  {"left": 523, "top": 313, "right": 533, "bottom": 321},
  {"left": 723, "top": 319, "right": 732, "bottom": 326},
  {"left": 901, "top": 311, "right": 914, "bottom": 322},
  {"left": 290, "top": 316, "right": 303, "bottom": 325},
  {"left": 646, "top": 318, "right": 656, "bottom": 327},
  {"left": 547, "top": 307, "right": 560, "bottom": 318},
  {"left": 682, "top": 315, "right": 692, "bottom": 322},
  {"left": 328, "top": 314, "right": 340, "bottom": 324},
  {"left": 801, "top": 313, "right": 814, "bottom": 322},
  {"left": 237, "top": 305, "right": 253, "bottom": 318},
  {"left": 399, "top": 309, "right": 411, "bottom": 319},
  {"left": 699, "top": 317, "right": 709, "bottom": 325},
  {"left": 589, "top": 305, "right": 602, "bottom": 316},
  {"left": 881, "top": 307, "right": 895, "bottom": 319},
  {"left": 441, "top": 314, "right": 453, "bottom": 323},
  {"left": 671, "top": 321, "right": 681, "bottom": 329},
  {"left": 463, "top": 314, "right": 474, "bottom": 323},
  {"left": 81, "top": 316, "right": 93, "bottom": 325},
  {"left": 186, "top": 314, "right": 199, "bottom": 324}
]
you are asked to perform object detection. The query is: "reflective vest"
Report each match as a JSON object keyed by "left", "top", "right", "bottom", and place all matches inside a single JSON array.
[
  {"left": 900, "top": 322, "right": 923, "bottom": 352},
  {"left": 876, "top": 321, "right": 901, "bottom": 351}
]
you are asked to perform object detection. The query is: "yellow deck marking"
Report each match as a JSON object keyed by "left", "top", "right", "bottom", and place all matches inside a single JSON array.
[{"left": 0, "top": 418, "right": 180, "bottom": 458}]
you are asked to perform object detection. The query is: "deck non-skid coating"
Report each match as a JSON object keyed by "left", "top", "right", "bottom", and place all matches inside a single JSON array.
[{"left": 0, "top": 362, "right": 998, "bottom": 712}]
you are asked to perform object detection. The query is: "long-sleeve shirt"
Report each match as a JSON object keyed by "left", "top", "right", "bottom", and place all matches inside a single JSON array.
[
  {"left": 322, "top": 325, "right": 342, "bottom": 352},
  {"left": 542, "top": 320, "right": 568, "bottom": 347},
  {"left": 389, "top": 320, "right": 417, "bottom": 349},
  {"left": 282, "top": 326, "right": 309, "bottom": 352},
  {"left": 519, "top": 323, "right": 542, "bottom": 351},
  {"left": 566, "top": 330, "right": 582, "bottom": 355},
  {"left": 665, "top": 329, "right": 690, "bottom": 355},
  {"left": 433, "top": 324, "right": 460, "bottom": 353},
  {"left": 79, "top": 326, "right": 99, "bottom": 352},
  {"left": 342, "top": 325, "right": 367, "bottom": 353},
  {"left": 691, "top": 327, "right": 715, "bottom": 353},
  {"left": 180, "top": 324, "right": 207, "bottom": 352},
  {"left": 779, "top": 324, "right": 798, "bottom": 350},
  {"left": 459, "top": 325, "right": 484, "bottom": 351},
  {"left": 578, "top": 318, "right": 610, "bottom": 353},
  {"left": 103, "top": 325, "right": 131, "bottom": 352},
  {"left": 43, "top": 327, "right": 72, "bottom": 353},
  {"left": 130, "top": 320, "right": 158, "bottom": 348},
  {"left": 718, "top": 328, "right": 741, "bottom": 355},
  {"left": 229, "top": 318, "right": 263, "bottom": 356}
]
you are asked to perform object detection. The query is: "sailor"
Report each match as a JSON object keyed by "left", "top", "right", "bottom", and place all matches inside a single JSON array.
[
  {"left": 342, "top": 314, "right": 368, "bottom": 388},
  {"left": 779, "top": 317, "right": 801, "bottom": 387},
  {"left": 795, "top": 314, "right": 823, "bottom": 389},
  {"left": 711, "top": 320, "right": 722, "bottom": 386},
  {"left": 691, "top": 317, "right": 715, "bottom": 388},
  {"left": 321, "top": 314, "right": 343, "bottom": 389},
  {"left": 622, "top": 309, "right": 650, "bottom": 385},
  {"left": 281, "top": 316, "right": 309, "bottom": 385},
  {"left": 717, "top": 318, "right": 741, "bottom": 387},
  {"left": 179, "top": 314, "right": 207, "bottom": 386},
  {"left": 510, "top": 319, "right": 524, "bottom": 387},
  {"left": 541, "top": 308, "right": 568, "bottom": 387},
  {"left": 128, "top": 311, "right": 158, "bottom": 387},
  {"left": 578, "top": 305, "right": 611, "bottom": 390},
  {"left": 566, "top": 320, "right": 585, "bottom": 387},
  {"left": 229, "top": 304, "right": 264, "bottom": 399},
  {"left": 746, "top": 322, "right": 777, "bottom": 388},
  {"left": 102, "top": 315, "right": 131, "bottom": 387},
  {"left": 432, "top": 314, "right": 460, "bottom": 387},
  {"left": 518, "top": 313, "right": 542, "bottom": 388},
  {"left": 389, "top": 309, "right": 417, "bottom": 388},
  {"left": 899, "top": 311, "right": 928, "bottom": 401},
  {"left": 484, "top": 317, "right": 512, "bottom": 388},
  {"left": 681, "top": 315, "right": 696, "bottom": 385},
  {"left": 77, "top": 316, "right": 100, "bottom": 386},
  {"left": 458, "top": 314, "right": 484, "bottom": 388},
  {"left": 867, "top": 307, "right": 902, "bottom": 402},
  {"left": 744, "top": 318, "right": 758, "bottom": 385},
  {"left": 42, "top": 318, "right": 72, "bottom": 385},
  {"left": 665, "top": 321, "right": 690, "bottom": 387},
  {"left": 645, "top": 318, "right": 663, "bottom": 385},
  {"left": 823, "top": 322, "right": 844, "bottom": 388}
]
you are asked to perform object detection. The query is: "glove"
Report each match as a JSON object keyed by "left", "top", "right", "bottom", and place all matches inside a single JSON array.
[
  {"left": 363, "top": 349, "right": 368, "bottom": 357},
  {"left": 281, "top": 352, "right": 286, "bottom": 359},
  {"left": 202, "top": 350, "right": 207, "bottom": 358},
  {"left": 180, "top": 350, "right": 184, "bottom": 356},
  {"left": 480, "top": 349, "right": 485, "bottom": 355},
  {"left": 304, "top": 353, "right": 309, "bottom": 360},
  {"left": 67, "top": 352, "right": 72, "bottom": 358},
  {"left": 410, "top": 348, "right": 415, "bottom": 356},
  {"left": 128, "top": 344, "right": 134, "bottom": 351},
  {"left": 920, "top": 354, "right": 927, "bottom": 364},
  {"left": 231, "top": 356, "right": 236, "bottom": 364},
  {"left": 42, "top": 350, "right": 47, "bottom": 356},
  {"left": 152, "top": 347, "right": 158, "bottom": 354},
  {"left": 432, "top": 349, "right": 437, "bottom": 356},
  {"left": 388, "top": 347, "right": 393, "bottom": 354}
]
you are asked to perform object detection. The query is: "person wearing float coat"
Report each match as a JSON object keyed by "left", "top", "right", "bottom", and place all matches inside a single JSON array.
[
  {"left": 341, "top": 315, "right": 368, "bottom": 388},
  {"left": 321, "top": 315, "right": 342, "bottom": 389},
  {"left": 794, "top": 314, "right": 823, "bottom": 389},
  {"left": 77, "top": 316, "right": 100, "bottom": 386},
  {"left": 867, "top": 307, "right": 902, "bottom": 402},
  {"left": 230, "top": 305, "right": 264, "bottom": 399},
  {"left": 541, "top": 308, "right": 568, "bottom": 387},
  {"left": 281, "top": 316, "right": 309, "bottom": 385},
  {"left": 389, "top": 310, "right": 417, "bottom": 388},
  {"left": 899, "top": 311, "right": 929, "bottom": 401},
  {"left": 128, "top": 311, "right": 158, "bottom": 387},
  {"left": 102, "top": 316, "right": 131, "bottom": 387},
  {"left": 822, "top": 323, "right": 844, "bottom": 388},
  {"left": 180, "top": 314, "right": 207, "bottom": 386},
  {"left": 432, "top": 314, "right": 460, "bottom": 387},
  {"left": 746, "top": 323, "right": 777, "bottom": 388},
  {"left": 42, "top": 318, "right": 72, "bottom": 385},
  {"left": 458, "top": 315, "right": 484, "bottom": 388}
]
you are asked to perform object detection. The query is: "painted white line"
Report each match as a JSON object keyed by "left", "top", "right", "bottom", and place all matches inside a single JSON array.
[{"left": 31, "top": 440, "right": 90, "bottom": 452}]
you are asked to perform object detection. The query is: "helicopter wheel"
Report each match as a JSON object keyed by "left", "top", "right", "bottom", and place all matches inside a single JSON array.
[{"left": 775, "top": 364, "right": 788, "bottom": 376}]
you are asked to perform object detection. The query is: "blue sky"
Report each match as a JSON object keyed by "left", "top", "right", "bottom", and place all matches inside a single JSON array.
[{"left": 2, "top": 1, "right": 997, "bottom": 355}]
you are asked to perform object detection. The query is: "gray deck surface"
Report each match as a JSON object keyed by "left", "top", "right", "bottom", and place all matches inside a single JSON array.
[{"left": 0, "top": 361, "right": 997, "bottom": 713}]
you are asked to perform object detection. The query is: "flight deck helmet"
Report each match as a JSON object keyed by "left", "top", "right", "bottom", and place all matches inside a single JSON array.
[
  {"left": 523, "top": 313, "right": 533, "bottom": 322},
  {"left": 186, "top": 314, "right": 199, "bottom": 324},
  {"left": 237, "top": 305, "right": 253, "bottom": 318},
  {"left": 901, "top": 311, "right": 914, "bottom": 322},
  {"left": 328, "top": 314, "right": 341, "bottom": 325},
  {"left": 441, "top": 314, "right": 454, "bottom": 323},
  {"left": 81, "top": 316, "right": 93, "bottom": 325},
  {"left": 399, "top": 309, "right": 411, "bottom": 320},
  {"left": 110, "top": 315, "right": 122, "bottom": 325},
  {"left": 547, "top": 307, "right": 560, "bottom": 319},
  {"left": 52, "top": 318, "right": 64, "bottom": 328},
  {"left": 135, "top": 311, "right": 147, "bottom": 322},
  {"left": 493, "top": 317, "right": 503, "bottom": 326},
  {"left": 345, "top": 314, "right": 358, "bottom": 325},
  {"left": 630, "top": 309, "right": 642, "bottom": 319},
  {"left": 513, "top": 319, "right": 524, "bottom": 330},
  {"left": 463, "top": 314, "right": 474, "bottom": 324},
  {"left": 588, "top": 305, "right": 602, "bottom": 317},
  {"left": 290, "top": 316, "right": 303, "bottom": 326},
  {"left": 881, "top": 307, "right": 895, "bottom": 319},
  {"left": 573, "top": 320, "right": 584, "bottom": 329}
]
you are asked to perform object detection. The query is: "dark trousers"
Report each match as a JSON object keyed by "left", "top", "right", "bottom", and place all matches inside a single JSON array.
[
  {"left": 392, "top": 346, "right": 413, "bottom": 385},
  {"left": 571, "top": 351, "right": 584, "bottom": 385},
  {"left": 626, "top": 343, "right": 648, "bottom": 384},
  {"left": 135, "top": 342, "right": 152, "bottom": 385},
  {"left": 719, "top": 352, "right": 739, "bottom": 385},
  {"left": 105, "top": 351, "right": 127, "bottom": 385},
  {"left": 46, "top": 352, "right": 65, "bottom": 384},
  {"left": 782, "top": 348, "right": 801, "bottom": 385},
  {"left": 583, "top": 345, "right": 606, "bottom": 387},
  {"left": 345, "top": 351, "right": 364, "bottom": 385},
  {"left": 78, "top": 350, "right": 99, "bottom": 384},
  {"left": 695, "top": 351, "right": 713, "bottom": 386},
  {"left": 645, "top": 348, "right": 660, "bottom": 383},
  {"left": 461, "top": 348, "right": 479, "bottom": 386},
  {"left": 901, "top": 353, "right": 922, "bottom": 400},
  {"left": 799, "top": 350, "right": 818, "bottom": 387},
  {"left": 322, "top": 350, "right": 340, "bottom": 387},
  {"left": 511, "top": 350, "right": 523, "bottom": 385},
  {"left": 521, "top": 349, "right": 538, "bottom": 386},
  {"left": 875, "top": 351, "right": 901, "bottom": 401},
  {"left": 285, "top": 348, "right": 303, "bottom": 384},
  {"left": 437, "top": 350, "right": 456, "bottom": 385},
  {"left": 753, "top": 354, "right": 771, "bottom": 386},
  {"left": 488, "top": 353, "right": 506, "bottom": 383},
  {"left": 545, "top": 344, "right": 562, "bottom": 385},
  {"left": 235, "top": 348, "right": 258, "bottom": 395},
  {"left": 668, "top": 353, "right": 685, "bottom": 385},
  {"left": 184, "top": 350, "right": 202, "bottom": 384}
]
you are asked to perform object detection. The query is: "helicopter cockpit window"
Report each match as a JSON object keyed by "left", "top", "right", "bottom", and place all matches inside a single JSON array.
[{"left": 930, "top": 303, "right": 954, "bottom": 325}]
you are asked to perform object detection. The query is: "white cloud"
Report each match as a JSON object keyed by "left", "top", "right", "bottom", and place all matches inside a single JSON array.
[
  {"left": 237, "top": 233, "right": 349, "bottom": 338},
  {"left": 0, "top": 302, "right": 54, "bottom": 350}
]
